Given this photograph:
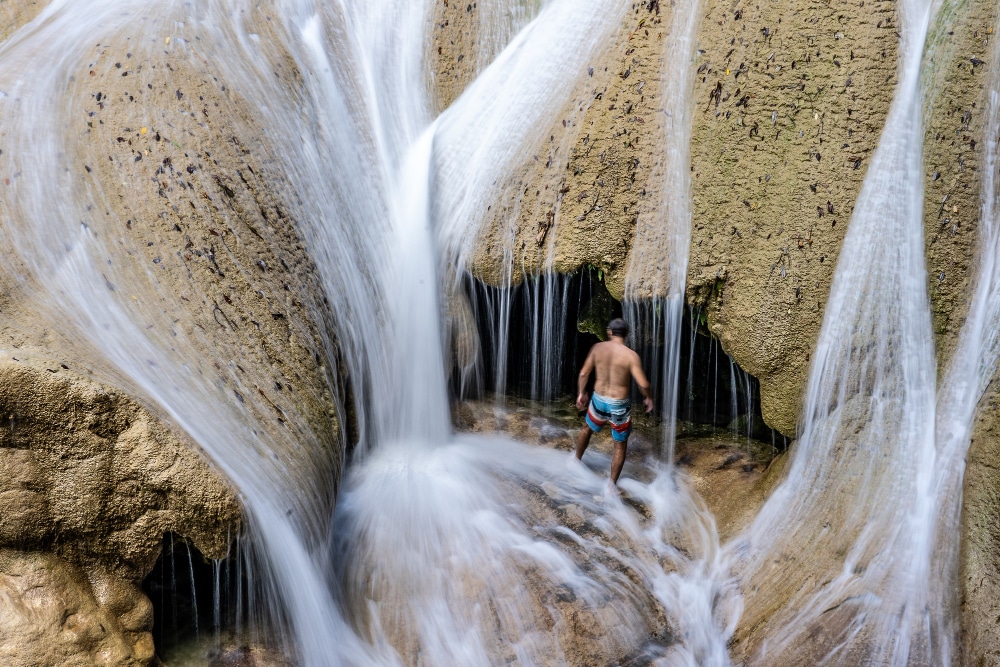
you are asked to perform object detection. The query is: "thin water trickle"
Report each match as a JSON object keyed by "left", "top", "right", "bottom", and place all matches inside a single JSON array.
[
  {"left": 685, "top": 305, "right": 701, "bottom": 422},
  {"left": 185, "top": 543, "right": 199, "bottom": 639},
  {"left": 727, "top": 358, "right": 739, "bottom": 442}
]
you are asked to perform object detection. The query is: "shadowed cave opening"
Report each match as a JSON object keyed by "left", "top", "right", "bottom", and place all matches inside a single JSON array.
[
  {"left": 143, "top": 533, "right": 282, "bottom": 665},
  {"left": 461, "top": 266, "right": 787, "bottom": 449}
]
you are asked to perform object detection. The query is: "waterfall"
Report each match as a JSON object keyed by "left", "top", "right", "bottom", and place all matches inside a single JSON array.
[
  {"left": 928, "top": 8, "right": 1000, "bottom": 661},
  {"left": 622, "top": 0, "right": 703, "bottom": 462},
  {"left": 726, "top": 0, "right": 944, "bottom": 662},
  {"left": 0, "top": 1, "right": 383, "bottom": 663},
  {"left": 4, "top": 0, "right": 993, "bottom": 663},
  {"left": 5, "top": 0, "right": 735, "bottom": 663}
]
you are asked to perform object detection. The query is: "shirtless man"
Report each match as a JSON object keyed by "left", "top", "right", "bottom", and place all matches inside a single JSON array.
[{"left": 574, "top": 318, "right": 654, "bottom": 485}]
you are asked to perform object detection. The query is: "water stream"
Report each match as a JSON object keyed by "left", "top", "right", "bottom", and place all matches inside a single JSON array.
[
  {"left": 1, "top": 0, "right": 996, "bottom": 665},
  {"left": 725, "top": 0, "right": 960, "bottom": 663}
]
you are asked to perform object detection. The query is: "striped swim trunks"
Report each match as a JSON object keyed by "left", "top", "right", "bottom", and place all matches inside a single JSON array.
[{"left": 585, "top": 392, "right": 632, "bottom": 442}]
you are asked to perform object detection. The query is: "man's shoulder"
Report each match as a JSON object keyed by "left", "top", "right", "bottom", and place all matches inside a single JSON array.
[{"left": 617, "top": 344, "right": 641, "bottom": 365}]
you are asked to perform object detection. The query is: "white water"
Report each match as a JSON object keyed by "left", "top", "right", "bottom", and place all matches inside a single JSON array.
[
  {"left": 623, "top": 0, "right": 703, "bottom": 460},
  {"left": 0, "top": 0, "right": 735, "bottom": 664},
  {"left": 927, "top": 8, "right": 1000, "bottom": 662},
  {"left": 725, "top": 0, "right": 960, "bottom": 663},
  {"left": 333, "top": 435, "right": 736, "bottom": 665},
  {"left": 1, "top": 0, "right": 996, "bottom": 665}
]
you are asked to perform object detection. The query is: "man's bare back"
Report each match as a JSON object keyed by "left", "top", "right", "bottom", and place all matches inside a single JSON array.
[
  {"left": 581, "top": 340, "right": 647, "bottom": 401},
  {"left": 574, "top": 318, "right": 653, "bottom": 487}
]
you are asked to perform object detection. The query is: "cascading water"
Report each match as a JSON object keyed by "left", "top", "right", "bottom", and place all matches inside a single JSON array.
[
  {"left": 0, "top": 2, "right": 379, "bottom": 664},
  {"left": 329, "top": 0, "right": 745, "bottom": 661},
  {"left": 621, "top": 0, "right": 702, "bottom": 462},
  {"left": 5, "top": 0, "right": 993, "bottom": 664},
  {"left": 926, "top": 9, "right": 1000, "bottom": 662},
  {"left": 1, "top": 0, "right": 739, "bottom": 664},
  {"left": 725, "top": 0, "right": 944, "bottom": 662}
]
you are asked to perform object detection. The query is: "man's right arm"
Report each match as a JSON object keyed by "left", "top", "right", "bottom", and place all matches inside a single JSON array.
[{"left": 576, "top": 350, "right": 595, "bottom": 410}]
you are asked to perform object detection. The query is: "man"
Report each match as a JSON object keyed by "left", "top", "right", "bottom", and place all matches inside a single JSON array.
[{"left": 574, "top": 317, "right": 653, "bottom": 486}]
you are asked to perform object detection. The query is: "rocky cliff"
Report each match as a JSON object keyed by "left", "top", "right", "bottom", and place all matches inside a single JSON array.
[
  {"left": 436, "top": 0, "right": 996, "bottom": 436},
  {"left": 432, "top": 0, "right": 1000, "bottom": 661},
  {"left": 1, "top": 0, "right": 999, "bottom": 663},
  {"left": 0, "top": 3, "right": 343, "bottom": 664}
]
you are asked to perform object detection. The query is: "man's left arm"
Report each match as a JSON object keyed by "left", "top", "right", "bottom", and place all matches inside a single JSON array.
[{"left": 632, "top": 356, "right": 654, "bottom": 413}]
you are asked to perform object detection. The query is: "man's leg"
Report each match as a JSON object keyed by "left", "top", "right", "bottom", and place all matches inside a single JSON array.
[
  {"left": 610, "top": 439, "right": 628, "bottom": 484},
  {"left": 575, "top": 426, "right": 593, "bottom": 460}
]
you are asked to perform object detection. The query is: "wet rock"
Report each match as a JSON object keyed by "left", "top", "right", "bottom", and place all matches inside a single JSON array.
[
  {"left": 0, "top": 359, "right": 240, "bottom": 665},
  {"left": 0, "top": 549, "right": 153, "bottom": 667},
  {"left": 0, "top": 5, "right": 342, "bottom": 664},
  {"left": 577, "top": 276, "right": 616, "bottom": 340}
]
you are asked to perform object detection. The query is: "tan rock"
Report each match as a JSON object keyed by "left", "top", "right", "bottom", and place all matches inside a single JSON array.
[
  {"left": 923, "top": 0, "right": 998, "bottom": 361},
  {"left": 434, "top": 0, "right": 899, "bottom": 436},
  {"left": 686, "top": 0, "right": 901, "bottom": 435},
  {"left": 0, "top": 0, "right": 47, "bottom": 43},
  {"left": 963, "top": 397, "right": 1000, "bottom": 667},
  {"left": 0, "top": 549, "right": 146, "bottom": 667},
  {"left": 0, "top": 5, "right": 342, "bottom": 664}
]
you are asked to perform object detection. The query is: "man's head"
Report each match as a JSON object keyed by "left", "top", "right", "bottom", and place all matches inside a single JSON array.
[{"left": 607, "top": 318, "right": 629, "bottom": 339}]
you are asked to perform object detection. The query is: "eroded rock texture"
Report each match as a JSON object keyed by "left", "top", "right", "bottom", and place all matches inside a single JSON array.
[
  {"left": 434, "top": 0, "right": 996, "bottom": 431},
  {"left": 963, "top": 385, "right": 1000, "bottom": 667},
  {"left": 0, "top": 359, "right": 240, "bottom": 666},
  {"left": 433, "top": 0, "right": 902, "bottom": 435},
  {"left": 432, "top": 0, "right": 1000, "bottom": 660},
  {"left": 687, "top": 0, "right": 899, "bottom": 434},
  {"left": 0, "top": 3, "right": 342, "bottom": 664}
]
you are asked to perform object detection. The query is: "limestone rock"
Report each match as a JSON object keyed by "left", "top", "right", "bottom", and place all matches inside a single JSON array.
[
  {"left": 686, "top": 0, "right": 900, "bottom": 434},
  {"left": 0, "top": 550, "right": 153, "bottom": 667},
  {"left": 923, "top": 0, "right": 998, "bottom": 361},
  {"left": 0, "top": 359, "right": 240, "bottom": 573},
  {"left": 0, "top": 358, "right": 240, "bottom": 665},
  {"left": 430, "top": 0, "right": 900, "bottom": 435},
  {"left": 434, "top": 0, "right": 996, "bottom": 436},
  {"left": 0, "top": 6, "right": 342, "bottom": 664}
]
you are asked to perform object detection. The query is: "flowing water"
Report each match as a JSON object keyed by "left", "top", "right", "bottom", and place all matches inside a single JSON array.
[
  {"left": 1, "top": 0, "right": 997, "bottom": 665},
  {"left": 0, "top": 0, "right": 736, "bottom": 664},
  {"left": 725, "top": 0, "right": 957, "bottom": 663}
]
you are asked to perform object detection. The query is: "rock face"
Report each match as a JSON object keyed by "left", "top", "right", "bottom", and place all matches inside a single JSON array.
[
  {"left": 0, "top": 550, "right": 155, "bottom": 667},
  {"left": 433, "top": 0, "right": 902, "bottom": 435},
  {"left": 0, "top": 3, "right": 344, "bottom": 664},
  {"left": 0, "top": 358, "right": 240, "bottom": 666},
  {"left": 435, "top": 0, "right": 996, "bottom": 433},
  {"left": 0, "top": 0, "right": 44, "bottom": 42},
  {"left": 441, "top": 3, "right": 670, "bottom": 299},
  {"left": 686, "top": 0, "right": 899, "bottom": 435},
  {"left": 0, "top": 0, "right": 997, "bottom": 663},
  {"left": 923, "top": 0, "right": 998, "bottom": 360},
  {"left": 431, "top": 0, "right": 1000, "bottom": 661},
  {"left": 964, "top": 384, "right": 1000, "bottom": 667}
]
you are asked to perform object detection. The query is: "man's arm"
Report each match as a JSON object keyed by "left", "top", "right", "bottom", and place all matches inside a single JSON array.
[
  {"left": 576, "top": 350, "right": 595, "bottom": 410},
  {"left": 632, "top": 354, "right": 654, "bottom": 413}
]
